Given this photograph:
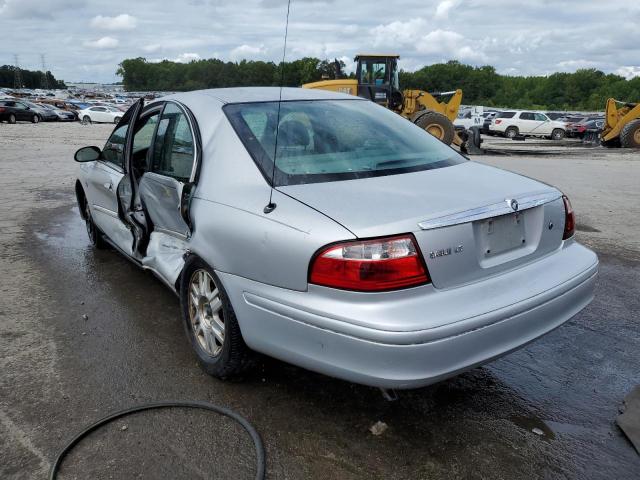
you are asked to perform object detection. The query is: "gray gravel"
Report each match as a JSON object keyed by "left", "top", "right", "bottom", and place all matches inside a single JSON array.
[{"left": 1, "top": 122, "right": 639, "bottom": 479}]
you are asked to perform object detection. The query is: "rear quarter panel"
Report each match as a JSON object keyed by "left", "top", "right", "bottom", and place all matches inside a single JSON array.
[{"left": 187, "top": 117, "right": 354, "bottom": 291}]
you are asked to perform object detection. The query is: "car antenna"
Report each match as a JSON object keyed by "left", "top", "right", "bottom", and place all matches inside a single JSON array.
[{"left": 264, "top": 0, "right": 292, "bottom": 214}]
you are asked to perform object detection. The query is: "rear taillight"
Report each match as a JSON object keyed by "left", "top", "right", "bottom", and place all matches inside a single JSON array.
[
  {"left": 562, "top": 195, "right": 575, "bottom": 240},
  {"left": 0, "top": 107, "right": 5, "bottom": 113},
  {"left": 495, "top": 119, "right": 502, "bottom": 124},
  {"left": 309, "top": 234, "right": 430, "bottom": 292}
]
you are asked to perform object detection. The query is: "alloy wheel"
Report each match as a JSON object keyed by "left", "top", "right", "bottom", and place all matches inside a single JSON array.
[{"left": 188, "top": 269, "right": 225, "bottom": 357}]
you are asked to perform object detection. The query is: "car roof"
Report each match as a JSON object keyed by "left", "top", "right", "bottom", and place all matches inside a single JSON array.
[{"left": 160, "top": 87, "right": 361, "bottom": 107}]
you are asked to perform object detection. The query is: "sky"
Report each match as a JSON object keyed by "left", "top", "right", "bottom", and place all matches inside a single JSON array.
[{"left": 1, "top": 0, "right": 639, "bottom": 83}]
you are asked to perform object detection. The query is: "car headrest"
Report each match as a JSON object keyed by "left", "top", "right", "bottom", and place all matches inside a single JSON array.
[{"left": 278, "top": 120, "right": 310, "bottom": 148}]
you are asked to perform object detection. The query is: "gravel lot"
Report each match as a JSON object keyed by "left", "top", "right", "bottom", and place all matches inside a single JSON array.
[{"left": 1, "top": 121, "right": 639, "bottom": 479}]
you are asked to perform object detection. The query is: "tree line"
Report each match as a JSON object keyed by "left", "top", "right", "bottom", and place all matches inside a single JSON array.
[
  {"left": 0, "top": 65, "right": 66, "bottom": 89},
  {"left": 117, "top": 57, "right": 639, "bottom": 111}
]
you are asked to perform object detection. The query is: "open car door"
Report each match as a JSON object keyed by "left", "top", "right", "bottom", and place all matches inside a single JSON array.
[{"left": 118, "top": 100, "right": 199, "bottom": 287}]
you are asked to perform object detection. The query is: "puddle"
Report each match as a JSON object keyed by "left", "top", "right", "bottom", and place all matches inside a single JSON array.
[
  {"left": 576, "top": 223, "right": 601, "bottom": 233},
  {"left": 510, "top": 415, "right": 556, "bottom": 440}
]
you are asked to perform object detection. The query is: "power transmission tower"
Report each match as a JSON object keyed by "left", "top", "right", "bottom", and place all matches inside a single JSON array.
[
  {"left": 13, "top": 54, "right": 23, "bottom": 89},
  {"left": 41, "top": 53, "right": 50, "bottom": 90}
]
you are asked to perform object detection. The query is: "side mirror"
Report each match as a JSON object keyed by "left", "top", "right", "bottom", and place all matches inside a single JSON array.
[{"left": 74, "top": 146, "right": 101, "bottom": 162}]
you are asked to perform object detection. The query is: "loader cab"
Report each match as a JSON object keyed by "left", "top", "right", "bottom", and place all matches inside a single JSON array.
[{"left": 354, "top": 54, "right": 402, "bottom": 111}]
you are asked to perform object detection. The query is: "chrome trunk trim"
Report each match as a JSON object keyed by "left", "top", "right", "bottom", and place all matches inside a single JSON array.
[{"left": 418, "top": 191, "right": 561, "bottom": 230}]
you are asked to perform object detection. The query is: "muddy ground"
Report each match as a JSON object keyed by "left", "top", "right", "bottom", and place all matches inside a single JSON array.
[{"left": 0, "top": 122, "right": 639, "bottom": 479}]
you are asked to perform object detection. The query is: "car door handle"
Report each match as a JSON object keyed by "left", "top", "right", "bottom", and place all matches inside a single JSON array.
[{"left": 103, "top": 182, "right": 113, "bottom": 191}]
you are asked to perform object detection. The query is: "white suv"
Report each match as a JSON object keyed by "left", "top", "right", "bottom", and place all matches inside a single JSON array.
[{"left": 490, "top": 111, "right": 566, "bottom": 140}]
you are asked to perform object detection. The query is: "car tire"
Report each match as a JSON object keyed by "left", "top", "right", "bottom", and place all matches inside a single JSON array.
[
  {"left": 113, "top": 116, "right": 121, "bottom": 124},
  {"left": 82, "top": 115, "right": 92, "bottom": 125},
  {"left": 601, "top": 137, "right": 621, "bottom": 148},
  {"left": 8, "top": 113, "right": 16, "bottom": 124},
  {"left": 504, "top": 126, "right": 518, "bottom": 138},
  {"left": 31, "top": 114, "right": 40, "bottom": 124},
  {"left": 551, "top": 128, "right": 565, "bottom": 141},
  {"left": 620, "top": 119, "right": 640, "bottom": 148},
  {"left": 412, "top": 110, "right": 456, "bottom": 145},
  {"left": 83, "top": 201, "right": 108, "bottom": 249},
  {"left": 180, "top": 256, "right": 252, "bottom": 379}
]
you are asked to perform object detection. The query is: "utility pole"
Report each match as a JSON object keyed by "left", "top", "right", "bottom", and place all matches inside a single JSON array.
[
  {"left": 13, "top": 54, "right": 23, "bottom": 90},
  {"left": 41, "top": 53, "right": 50, "bottom": 90}
]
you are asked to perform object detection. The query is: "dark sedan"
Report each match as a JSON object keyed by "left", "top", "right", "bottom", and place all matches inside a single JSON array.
[
  {"left": 23, "top": 101, "right": 58, "bottom": 122},
  {"left": 0, "top": 100, "right": 43, "bottom": 123}
]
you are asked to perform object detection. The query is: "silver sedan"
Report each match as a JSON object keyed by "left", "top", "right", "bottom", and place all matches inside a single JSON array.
[{"left": 74, "top": 87, "right": 598, "bottom": 389}]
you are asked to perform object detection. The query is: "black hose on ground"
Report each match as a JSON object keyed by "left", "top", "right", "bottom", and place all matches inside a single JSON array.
[{"left": 49, "top": 400, "right": 265, "bottom": 480}]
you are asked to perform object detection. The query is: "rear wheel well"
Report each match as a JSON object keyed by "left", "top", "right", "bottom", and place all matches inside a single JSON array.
[{"left": 75, "top": 181, "right": 88, "bottom": 219}]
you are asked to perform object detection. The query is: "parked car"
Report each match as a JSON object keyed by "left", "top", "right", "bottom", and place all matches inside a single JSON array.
[
  {"left": 77, "top": 105, "right": 123, "bottom": 124},
  {"left": 38, "top": 98, "right": 80, "bottom": 113},
  {"left": 67, "top": 100, "right": 91, "bottom": 111},
  {"left": 567, "top": 118, "right": 604, "bottom": 138},
  {"left": 22, "top": 100, "right": 59, "bottom": 122},
  {"left": 0, "top": 99, "right": 45, "bottom": 123},
  {"left": 37, "top": 103, "right": 76, "bottom": 121},
  {"left": 74, "top": 88, "right": 598, "bottom": 389},
  {"left": 482, "top": 111, "right": 500, "bottom": 135},
  {"left": 490, "top": 111, "right": 566, "bottom": 140},
  {"left": 545, "top": 112, "right": 566, "bottom": 121}
]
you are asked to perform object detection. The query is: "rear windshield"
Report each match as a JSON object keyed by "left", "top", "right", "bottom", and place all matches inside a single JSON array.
[
  {"left": 224, "top": 99, "right": 465, "bottom": 186},
  {"left": 497, "top": 112, "right": 516, "bottom": 118}
]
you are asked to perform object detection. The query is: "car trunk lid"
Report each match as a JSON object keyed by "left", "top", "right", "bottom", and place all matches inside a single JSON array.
[{"left": 279, "top": 161, "right": 565, "bottom": 289}]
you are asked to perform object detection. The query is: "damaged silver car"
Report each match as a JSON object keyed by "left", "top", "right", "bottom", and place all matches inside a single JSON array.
[{"left": 74, "top": 88, "right": 598, "bottom": 389}]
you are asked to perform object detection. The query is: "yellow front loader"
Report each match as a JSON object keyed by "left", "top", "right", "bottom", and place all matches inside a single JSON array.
[
  {"left": 601, "top": 98, "right": 640, "bottom": 148},
  {"left": 302, "top": 54, "right": 463, "bottom": 146}
]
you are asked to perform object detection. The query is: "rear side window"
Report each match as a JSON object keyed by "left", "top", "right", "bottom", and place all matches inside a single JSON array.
[
  {"left": 150, "top": 103, "right": 195, "bottom": 182},
  {"left": 519, "top": 112, "right": 535, "bottom": 120},
  {"left": 497, "top": 112, "right": 515, "bottom": 119},
  {"left": 224, "top": 99, "right": 465, "bottom": 186}
]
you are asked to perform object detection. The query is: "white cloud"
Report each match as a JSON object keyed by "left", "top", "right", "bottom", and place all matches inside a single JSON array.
[
  {"left": 174, "top": 52, "right": 201, "bottom": 63},
  {"left": 84, "top": 36, "right": 119, "bottom": 49},
  {"left": 230, "top": 44, "right": 268, "bottom": 60},
  {"left": 434, "top": 0, "right": 461, "bottom": 20},
  {"left": 557, "top": 59, "right": 600, "bottom": 70},
  {"left": 371, "top": 18, "right": 429, "bottom": 47},
  {"left": 90, "top": 14, "right": 137, "bottom": 30},
  {"left": 615, "top": 66, "right": 640, "bottom": 79},
  {"left": 372, "top": 20, "right": 488, "bottom": 64},
  {"left": 417, "top": 30, "right": 488, "bottom": 62}
]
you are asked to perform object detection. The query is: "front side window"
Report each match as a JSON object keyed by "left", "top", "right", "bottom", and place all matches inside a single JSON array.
[
  {"left": 150, "top": 103, "right": 195, "bottom": 181},
  {"left": 102, "top": 124, "right": 128, "bottom": 169},
  {"left": 360, "top": 60, "right": 388, "bottom": 85},
  {"left": 224, "top": 99, "right": 465, "bottom": 186}
]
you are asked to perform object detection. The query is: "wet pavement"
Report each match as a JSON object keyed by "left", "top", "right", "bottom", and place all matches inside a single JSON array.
[{"left": 1, "top": 123, "right": 639, "bottom": 479}]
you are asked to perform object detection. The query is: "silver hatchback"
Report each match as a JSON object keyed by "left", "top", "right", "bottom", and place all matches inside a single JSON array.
[{"left": 74, "top": 87, "right": 598, "bottom": 389}]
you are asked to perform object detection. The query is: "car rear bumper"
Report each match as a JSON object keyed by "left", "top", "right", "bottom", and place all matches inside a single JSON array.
[{"left": 219, "top": 242, "right": 598, "bottom": 389}]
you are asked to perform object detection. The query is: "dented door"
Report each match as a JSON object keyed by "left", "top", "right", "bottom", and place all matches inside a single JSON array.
[{"left": 136, "top": 101, "right": 198, "bottom": 239}]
